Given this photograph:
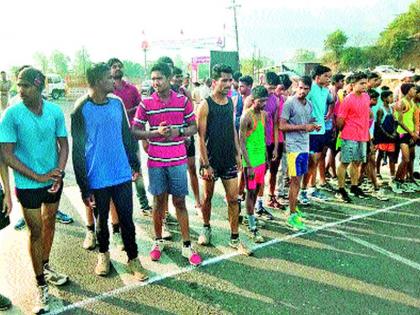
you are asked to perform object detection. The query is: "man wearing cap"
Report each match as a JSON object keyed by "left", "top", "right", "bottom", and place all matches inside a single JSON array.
[{"left": 0, "top": 67, "right": 69, "bottom": 314}]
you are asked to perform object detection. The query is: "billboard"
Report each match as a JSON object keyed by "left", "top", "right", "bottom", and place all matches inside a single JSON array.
[{"left": 210, "top": 51, "right": 240, "bottom": 75}]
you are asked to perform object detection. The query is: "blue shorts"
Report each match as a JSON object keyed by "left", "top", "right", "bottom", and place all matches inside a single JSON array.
[
  {"left": 148, "top": 164, "right": 188, "bottom": 196},
  {"left": 309, "top": 134, "right": 328, "bottom": 154},
  {"left": 286, "top": 152, "right": 309, "bottom": 177},
  {"left": 341, "top": 140, "right": 367, "bottom": 164}
]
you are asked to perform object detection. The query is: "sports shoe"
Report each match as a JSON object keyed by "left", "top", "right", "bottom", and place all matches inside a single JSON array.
[
  {"left": 83, "top": 230, "right": 96, "bottom": 250},
  {"left": 44, "top": 264, "right": 69, "bottom": 286},
  {"left": 56, "top": 210, "right": 74, "bottom": 224},
  {"left": 390, "top": 180, "right": 403, "bottom": 194},
  {"left": 181, "top": 245, "right": 202, "bottom": 266},
  {"left": 319, "top": 182, "right": 334, "bottom": 192},
  {"left": 298, "top": 190, "right": 310, "bottom": 205},
  {"left": 249, "top": 228, "right": 264, "bottom": 243},
  {"left": 309, "top": 189, "right": 329, "bottom": 202},
  {"left": 242, "top": 216, "right": 265, "bottom": 228},
  {"left": 197, "top": 226, "right": 212, "bottom": 245},
  {"left": 401, "top": 182, "right": 415, "bottom": 193},
  {"left": 287, "top": 213, "right": 307, "bottom": 231},
  {"left": 0, "top": 294, "right": 11, "bottom": 311},
  {"left": 350, "top": 186, "right": 368, "bottom": 199},
  {"left": 335, "top": 188, "right": 352, "bottom": 203},
  {"left": 165, "top": 213, "right": 178, "bottom": 226},
  {"left": 295, "top": 207, "right": 307, "bottom": 218},
  {"left": 33, "top": 285, "right": 49, "bottom": 314},
  {"left": 14, "top": 217, "right": 26, "bottom": 230},
  {"left": 228, "top": 238, "right": 252, "bottom": 256},
  {"left": 256, "top": 206, "right": 274, "bottom": 220},
  {"left": 141, "top": 205, "right": 152, "bottom": 216},
  {"left": 406, "top": 179, "right": 420, "bottom": 192},
  {"left": 150, "top": 240, "right": 164, "bottom": 261},
  {"left": 267, "top": 195, "right": 284, "bottom": 210},
  {"left": 95, "top": 252, "right": 110, "bottom": 276},
  {"left": 371, "top": 189, "right": 389, "bottom": 201},
  {"left": 127, "top": 258, "right": 149, "bottom": 282},
  {"left": 112, "top": 232, "right": 124, "bottom": 250}
]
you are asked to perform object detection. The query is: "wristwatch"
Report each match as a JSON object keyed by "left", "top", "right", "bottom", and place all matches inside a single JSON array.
[
  {"left": 59, "top": 169, "right": 66, "bottom": 179},
  {"left": 179, "top": 127, "right": 185, "bottom": 136}
]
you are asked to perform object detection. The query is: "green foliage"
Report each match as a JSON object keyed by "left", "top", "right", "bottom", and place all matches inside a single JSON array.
[
  {"left": 32, "top": 52, "right": 49, "bottom": 73},
  {"left": 293, "top": 49, "right": 317, "bottom": 62},
  {"left": 240, "top": 56, "right": 274, "bottom": 77},
  {"left": 73, "top": 47, "right": 92, "bottom": 78},
  {"left": 122, "top": 60, "right": 145, "bottom": 79},
  {"left": 340, "top": 47, "right": 364, "bottom": 70},
  {"left": 49, "top": 50, "right": 70, "bottom": 77},
  {"left": 198, "top": 64, "right": 210, "bottom": 80},
  {"left": 324, "top": 29, "right": 348, "bottom": 61}
]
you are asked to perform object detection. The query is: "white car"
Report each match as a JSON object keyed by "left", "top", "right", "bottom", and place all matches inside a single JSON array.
[
  {"left": 43, "top": 74, "right": 66, "bottom": 99},
  {"left": 373, "top": 65, "right": 401, "bottom": 73}
]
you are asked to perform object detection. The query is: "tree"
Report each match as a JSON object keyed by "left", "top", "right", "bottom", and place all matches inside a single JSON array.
[
  {"left": 33, "top": 52, "right": 49, "bottom": 73},
  {"left": 292, "top": 49, "right": 317, "bottom": 62},
  {"left": 324, "top": 29, "right": 348, "bottom": 61},
  {"left": 50, "top": 50, "right": 70, "bottom": 77},
  {"left": 340, "top": 47, "right": 365, "bottom": 71},
  {"left": 122, "top": 60, "right": 145, "bottom": 79},
  {"left": 73, "top": 47, "right": 92, "bottom": 78}
]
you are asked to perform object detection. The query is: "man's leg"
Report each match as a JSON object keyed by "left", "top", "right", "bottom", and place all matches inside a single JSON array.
[
  {"left": 83, "top": 205, "right": 96, "bottom": 250},
  {"left": 337, "top": 162, "right": 349, "bottom": 189},
  {"left": 221, "top": 177, "right": 239, "bottom": 235},
  {"left": 92, "top": 188, "right": 112, "bottom": 254},
  {"left": 318, "top": 145, "right": 328, "bottom": 186},
  {"left": 41, "top": 202, "right": 59, "bottom": 264},
  {"left": 22, "top": 207, "right": 44, "bottom": 280},
  {"left": 396, "top": 144, "right": 409, "bottom": 181},
  {"left": 201, "top": 179, "right": 215, "bottom": 226},
  {"left": 187, "top": 156, "right": 201, "bottom": 208},
  {"left": 153, "top": 194, "right": 167, "bottom": 239},
  {"left": 288, "top": 176, "right": 301, "bottom": 214},
  {"left": 134, "top": 175, "right": 151, "bottom": 210},
  {"left": 349, "top": 161, "right": 361, "bottom": 186}
]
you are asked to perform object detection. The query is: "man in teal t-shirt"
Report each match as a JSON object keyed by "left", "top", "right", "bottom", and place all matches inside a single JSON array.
[{"left": 0, "top": 67, "right": 69, "bottom": 314}]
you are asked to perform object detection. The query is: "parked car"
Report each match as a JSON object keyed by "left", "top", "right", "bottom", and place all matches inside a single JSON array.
[
  {"left": 141, "top": 80, "right": 152, "bottom": 95},
  {"left": 43, "top": 74, "right": 66, "bottom": 99},
  {"left": 373, "top": 65, "right": 401, "bottom": 73}
]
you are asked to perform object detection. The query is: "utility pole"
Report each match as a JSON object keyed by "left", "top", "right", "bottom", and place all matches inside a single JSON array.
[{"left": 227, "top": 0, "right": 241, "bottom": 63}]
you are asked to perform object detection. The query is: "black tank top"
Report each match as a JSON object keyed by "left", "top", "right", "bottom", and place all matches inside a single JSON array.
[{"left": 205, "top": 96, "right": 236, "bottom": 170}]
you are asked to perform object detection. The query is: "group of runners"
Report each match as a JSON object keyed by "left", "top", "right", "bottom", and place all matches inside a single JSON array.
[{"left": 0, "top": 58, "right": 419, "bottom": 313}]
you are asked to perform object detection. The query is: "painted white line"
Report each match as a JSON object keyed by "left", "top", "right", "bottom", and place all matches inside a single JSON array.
[
  {"left": 49, "top": 198, "right": 420, "bottom": 315},
  {"left": 333, "top": 230, "right": 420, "bottom": 271}
]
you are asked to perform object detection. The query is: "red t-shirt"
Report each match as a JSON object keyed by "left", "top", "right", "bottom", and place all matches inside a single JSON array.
[{"left": 338, "top": 92, "right": 370, "bottom": 142}]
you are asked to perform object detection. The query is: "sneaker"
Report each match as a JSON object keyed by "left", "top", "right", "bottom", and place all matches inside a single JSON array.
[
  {"left": 350, "top": 186, "right": 368, "bottom": 199},
  {"left": 228, "top": 238, "right": 252, "bottom": 256},
  {"left": 295, "top": 207, "right": 307, "bottom": 218},
  {"left": 44, "top": 264, "right": 69, "bottom": 286},
  {"left": 165, "top": 213, "right": 178, "bottom": 226},
  {"left": 371, "top": 189, "right": 389, "bottom": 201},
  {"left": 112, "top": 232, "right": 124, "bottom": 250},
  {"left": 150, "top": 240, "right": 164, "bottom": 261},
  {"left": 256, "top": 206, "right": 274, "bottom": 220},
  {"left": 309, "top": 189, "right": 329, "bottom": 202},
  {"left": 162, "top": 226, "right": 173, "bottom": 240},
  {"left": 181, "top": 245, "right": 202, "bottom": 266},
  {"left": 390, "top": 180, "right": 403, "bottom": 194},
  {"left": 14, "top": 217, "right": 26, "bottom": 230},
  {"left": 287, "top": 213, "right": 307, "bottom": 231},
  {"left": 56, "top": 210, "right": 74, "bottom": 224},
  {"left": 414, "top": 172, "right": 420, "bottom": 180},
  {"left": 267, "top": 195, "right": 284, "bottom": 210},
  {"left": 249, "top": 228, "right": 265, "bottom": 243},
  {"left": 319, "top": 182, "right": 334, "bottom": 192},
  {"left": 335, "top": 188, "right": 352, "bottom": 203},
  {"left": 127, "top": 258, "right": 149, "bottom": 281},
  {"left": 298, "top": 190, "right": 310, "bottom": 205},
  {"left": 0, "top": 294, "right": 12, "bottom": 311},
  {"left": 95, "top": 252, "right": 110, "bottom": 276},
  {"left": 242, "top": 216, "right": 266, "bottom": 228},
  {"left": 83, "top": 230, "right": 96, "bottom": 250},
  {"left": 406, "top": 179, "right": 420, "bottom": 192},
  {"left": 401, "top": 182, "right": 415, "bottom": 193},
  {"left": 141, "top": 205, "right": 152, "bottom": 216},
  {"left": 33, "top": 285, "right": 49, "bottom": 314},
  {"left": 197, "top": 226, "right": 212, "bottom": 245}
]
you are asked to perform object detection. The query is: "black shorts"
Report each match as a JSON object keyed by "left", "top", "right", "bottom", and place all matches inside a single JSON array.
[
  {"left": 16, "top": 184, "right": 63, "bottom": 209},
  {"left": 266, "top": 142, "right": 283, "bottom": 162},
  {"left": 186, "top": 136, "right": 195, "bottom": 157},
  {"left": 399, "top": 133, "right": 416, "bottom": 147},
  {"left": 200, "top": 165, "right": 238, "bottom": 181},
  {"left": 325, "top": 129, "right": 337, "bottom": 151},
  {"left": 310, "top": 134, "right": 328, "bottom": 154}
]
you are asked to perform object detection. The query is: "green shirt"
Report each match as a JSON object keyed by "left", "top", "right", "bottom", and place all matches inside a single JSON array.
[{"left": 243, "top": 110, "right": 266, "bottom": 167}]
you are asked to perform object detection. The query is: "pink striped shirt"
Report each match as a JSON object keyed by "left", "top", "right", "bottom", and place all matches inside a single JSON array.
[{"left": 133, "top": 90, "right": 195, "bottom": 167}]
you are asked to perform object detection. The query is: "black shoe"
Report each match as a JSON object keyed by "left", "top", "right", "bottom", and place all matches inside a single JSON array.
[
  {"left": 256, "top": 206, "right": 274, "bottom": 220},
  {"left": 335, "top": 188, "right": 352, "bottom": 203},
  {"left": 350, "top": 186, "right": 368, "bottom": 199}
]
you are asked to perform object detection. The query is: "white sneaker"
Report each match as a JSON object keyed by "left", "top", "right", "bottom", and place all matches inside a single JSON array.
[
  {"left": 371, "top": 189, "right": 389, "bottom": 201},
  {"left": 127, "top": 258, "right": 149, "bottom": 282},
  {"left": 32, "top": 285, "right": 49, "bottom": 314},
  {"left": 95, "top": 252, "right": 110, "bottom": 276},
  {"left": 197, "top": 227, "right": 212, "bottom": 245},
  {"left": 83, "top": 230, "right": 96, "bottom": 250}
]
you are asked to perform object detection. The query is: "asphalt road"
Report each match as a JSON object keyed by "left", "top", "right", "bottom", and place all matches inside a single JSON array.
[{"left": 0, "top": 99, "right": 419, "bottom": 315}]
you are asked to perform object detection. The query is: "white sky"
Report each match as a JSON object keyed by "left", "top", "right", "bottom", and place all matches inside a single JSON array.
[{"left": 0, "top": 0, "right": 414, "bottom": 71}]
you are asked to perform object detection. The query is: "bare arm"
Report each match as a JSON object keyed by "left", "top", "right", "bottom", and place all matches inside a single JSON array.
[
  {"left": 279, "top": 118, "right": 316, "bottom": 133},
  {"left": 239, "top": 112, "right": 252, "bottom": 168},
  {"left": 197, "top": 99, "right": 210, "bottom": 166},
  {"left": 336, "top": 117, "right": 345, "bottom": 131},
  {"left": 0, "top": 152, "right": 12, "bottom": 215},
  {"left": 57, "top": 137, "right": 69, "bottom": 171}
]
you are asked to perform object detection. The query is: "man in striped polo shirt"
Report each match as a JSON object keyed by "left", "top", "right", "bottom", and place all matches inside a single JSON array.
[{"left": 132, "top": 62, "right": 202, "bottom": 266}]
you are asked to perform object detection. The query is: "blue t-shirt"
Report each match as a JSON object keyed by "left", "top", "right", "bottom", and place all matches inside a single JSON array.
[
  {"left": 324, "top": 92, "right": 334, "bottom": 131},
  {"left": 307, "top": 83, "right": 329, "bottom": 135},
  {"left": 0, "top": 101, "right": 67, "bottom": 189},
  {"left": 82, "top": 97, "right": 132, "bottom": 190}
]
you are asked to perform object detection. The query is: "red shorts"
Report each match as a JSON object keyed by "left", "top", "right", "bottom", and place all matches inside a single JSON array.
[
  {"left": 376, "top": 143, "right": 395, "bottom": 152},
  {"left": 245, "top": 164, "right": 266, "bottom": 190}
]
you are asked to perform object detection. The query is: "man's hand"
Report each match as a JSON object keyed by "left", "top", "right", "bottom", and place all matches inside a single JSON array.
[
  {"left": 411, "top": 132, "right": 419, "bottom": 142},
  {"left": 304, "top": 124, "right": 321, "bottom": 132},
  {"left": 83, "top": 194, "right": 96, "bottom": 208},
  {"left": 157, "top": 121, "right": 171, "bottom": 137},
  {"left": 36, "top": 169, "right": 61, "bottom": 183},
  {"left": 48, "top": 178, "right": 62, "bottom": 194},
  {"left": 246, "top": 167, "right": 255, "bottom": 180},
  {"left": 201, "top": 166, "right": 215, "bottom": 181},
  {"left": 1, "top": 191, "right": 12, "bottom": 216},
  {"left": 132, "top": 171, "right": 141, "bottom": 182}
]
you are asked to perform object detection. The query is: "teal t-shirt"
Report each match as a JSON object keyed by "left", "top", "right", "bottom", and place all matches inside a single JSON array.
[
  {"left": 0, "top": 101, "right": 67, "bottom": 189},
  {"left": 307, "top": 83, "right": 329, "bottom": 135}
]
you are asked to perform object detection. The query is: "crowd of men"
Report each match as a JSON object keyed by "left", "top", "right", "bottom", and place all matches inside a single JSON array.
[{"left": 0, "top": 58, "right": 419, "bottom": 313}]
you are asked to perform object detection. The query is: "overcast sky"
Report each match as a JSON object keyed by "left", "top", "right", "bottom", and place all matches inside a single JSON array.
[{"left": 0, "top": 0, "right": 414, "bottom": 71}]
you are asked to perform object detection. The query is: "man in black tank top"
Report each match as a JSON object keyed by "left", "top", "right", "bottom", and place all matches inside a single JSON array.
[{"left": 197, "top": 64, "right": 251, "bottom": 255}]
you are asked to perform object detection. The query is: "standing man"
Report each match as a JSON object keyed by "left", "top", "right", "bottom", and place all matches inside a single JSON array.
[
  {"left": 280, "top": 76, "right": 318, "bottom": 230},
  {"left": 336, "top": 72, "right": 371, "bottom": 203},
  {"left": 300, "top": 65, "right": 332, "bottom": 204},
  {"left": 0, "top": 71, "right": 11, "bottom": 112},
  {"left": 0, "top": 67, "right": 69, "bottom": 314},
  {"left": 132, "top": 62, "right": 202, "bottom": 266},
  {"left": 71, "top": 63, "right": 148, "bottom": 281},
  {"left": 197, "top": 64, "right": 250, "bottom": 253},
  {"left": 239, "top": 86, "right": 269, "bottom": 242}
]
